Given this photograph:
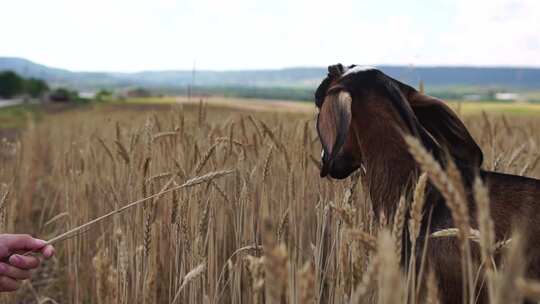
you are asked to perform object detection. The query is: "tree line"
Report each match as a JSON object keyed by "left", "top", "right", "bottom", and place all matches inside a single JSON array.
[{"left": 0, "top": 71, "right": 49, "bottom": 99}]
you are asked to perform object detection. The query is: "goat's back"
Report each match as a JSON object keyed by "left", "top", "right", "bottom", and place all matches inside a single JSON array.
[
  {"left": 482, "top": 170, "right": 540, "bottom": 277},
  {"left": 482, "top": 171, "right": 540, "bottom": 238}
]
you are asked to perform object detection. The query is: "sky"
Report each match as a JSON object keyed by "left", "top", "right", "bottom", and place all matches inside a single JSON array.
[{"left": 1, "top": 0, "right": 539, "bottom": 72}]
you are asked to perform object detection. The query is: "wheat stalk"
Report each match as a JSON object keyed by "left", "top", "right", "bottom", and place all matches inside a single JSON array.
[
  {"left": 347, "top": 229, "right": 377, "bottom": 252},
  {"left": 377, "top": 230, "right": 403, "bottom": 304},
  {"left": 299, "top": 261, "right": 315, "bottom": 304},
  {"left": 350, "top": 255, "right": 379, "bottom": 303},
  {"left": 393, "top": 195, "right": 407, "bottom": 265},
  {"left": 171, "top": 263, "right": 206, "bottom": 304},
  {"left": 474, "top": 176, "right": 496, "bottom": 301},
  {"left": 493, "top": 232, "right": 525, "bottom": 304},
  {"left": 409, "top": 173, "right": 428, "bottom": 245},
  {"left": 430, "top": 228, "right": 480, "bottom": 241},
  {"left": 262, "top": 145, "right": 274, "bottom": 183},
  {"left": 26, "top": 170, "right": 235, "bottom": 252},
  {"left": 192, "top": 143, "right": 218, "bottom": 175},
  {"left": 152, "top": 131, "right": 178, "bottom": 141}
]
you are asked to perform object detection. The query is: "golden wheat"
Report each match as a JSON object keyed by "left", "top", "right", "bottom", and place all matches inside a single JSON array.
[{"left": 0, "top": 101, "right": 539, "bottom": 304}]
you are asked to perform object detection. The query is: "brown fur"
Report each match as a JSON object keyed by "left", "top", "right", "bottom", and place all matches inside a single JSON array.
[{"left": 315, "top": 64, "right": 540, "bottom": 304}]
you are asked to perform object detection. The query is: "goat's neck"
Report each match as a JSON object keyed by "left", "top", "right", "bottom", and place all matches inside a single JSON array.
[{"left": 354, "top": 114, "right": 418, "bottom": 221}]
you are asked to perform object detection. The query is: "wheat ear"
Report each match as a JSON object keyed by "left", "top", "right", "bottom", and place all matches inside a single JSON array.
[{"left": 26, "top": 170, "right": 235, "bottom": 253}]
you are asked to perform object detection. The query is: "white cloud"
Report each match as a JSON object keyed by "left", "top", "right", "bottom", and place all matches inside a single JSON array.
[
  {"left": 0, "top": 0, "right": 538, "bottom": 71},
  {"left": 441, "top": 0, "right": 540, "bottom": 66}
]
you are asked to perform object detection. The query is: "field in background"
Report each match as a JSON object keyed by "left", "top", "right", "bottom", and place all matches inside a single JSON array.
[
  {"left": 129, "top": 96, "right": 540, "bottom": 115},
  {"left": 0, "top": 104, "right": 42, "bottom": 129},
  {"left": 452, "top": 101, "right": 540, "bottom": 115},
  {"left": 2, "top": 97, "right": 540, "bottom": 131},
  {"left": 0, "top": 99, "right": 540, "bottom": 303}
]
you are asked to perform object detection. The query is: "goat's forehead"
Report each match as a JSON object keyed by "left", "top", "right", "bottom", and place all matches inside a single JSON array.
[{"left": 342, "top": 65, "right": 377, "bottom": 77}]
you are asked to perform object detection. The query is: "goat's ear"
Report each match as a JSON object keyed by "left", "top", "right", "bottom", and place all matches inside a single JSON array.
[
  {"left": 328, "top": 64, "right": 345, "bottom": 78},
  {"left": 408, "top": 92, "right": 484, "bottom": 167},
  {"left": 317, "top": 90, "right": 352, "bottom": 166}
]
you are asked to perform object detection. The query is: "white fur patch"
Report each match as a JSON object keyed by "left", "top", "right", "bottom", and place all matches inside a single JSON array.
[{"left": 342, "top": 65, "right": 377, "bottom": 76}]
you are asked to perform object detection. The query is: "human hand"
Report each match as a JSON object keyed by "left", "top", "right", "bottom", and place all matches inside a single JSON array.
[{"left": 0, "top": 234, "right": 55, "bottom": 292}]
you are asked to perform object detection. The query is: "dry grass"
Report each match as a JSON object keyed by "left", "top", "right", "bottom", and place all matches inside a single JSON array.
[{"left": 1, "top": 100, "right": 540, "bottom": 303}]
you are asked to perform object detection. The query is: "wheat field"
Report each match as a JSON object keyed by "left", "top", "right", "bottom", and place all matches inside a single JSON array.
[{"left": 1, "top": 100, "right": 540, "bottom": 304}]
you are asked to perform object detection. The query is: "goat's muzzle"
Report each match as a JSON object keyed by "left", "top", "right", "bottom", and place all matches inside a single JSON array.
[{"left": 320, "top": 150, "right": 360, "bottom": 179}]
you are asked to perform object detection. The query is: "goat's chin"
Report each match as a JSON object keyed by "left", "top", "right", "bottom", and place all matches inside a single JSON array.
[
  {"left": 327, "top": 164, "right": 360, "bottom": 180},
  {"left": 320, "top": 154, "right": 361, "bottom": 179}
]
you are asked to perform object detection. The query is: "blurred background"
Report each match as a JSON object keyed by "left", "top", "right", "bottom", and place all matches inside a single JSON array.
[{"left": 1, "top": 0, "right": 539, "bottom": 105}]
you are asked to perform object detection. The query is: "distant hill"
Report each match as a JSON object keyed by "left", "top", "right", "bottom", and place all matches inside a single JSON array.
[{"left": 1, "top": 57, "right": 540, "bottom": 92}]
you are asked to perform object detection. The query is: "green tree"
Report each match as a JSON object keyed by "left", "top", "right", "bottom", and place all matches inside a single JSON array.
[
  {"left": 0, "top": 71, "right": 24, "bottom": 98},
  {"left": 24, "top": 78, "right": 49, "bottom": 98}
]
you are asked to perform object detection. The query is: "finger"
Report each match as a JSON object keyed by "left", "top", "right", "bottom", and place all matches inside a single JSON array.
[
  {"left": 41, "top": 245, "right": 55, "bottom": 259},
  {"left": 1, "top": 235, "right": 47, "bottom": 252},
  {"left": 0, "top": 245, "right": 9, "bottom": 259},
  {"left": 8, "top": 255, "right": 40, "bottom": 270},
  {"left": 0, "top": 276, "right": 20, "bottom": 292},
  {"left": 0, "top": 263, "right": 31, "bottom": 280}
]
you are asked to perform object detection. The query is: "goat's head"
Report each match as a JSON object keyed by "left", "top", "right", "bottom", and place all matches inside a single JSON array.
[{"left": 315, "top": 64, "right": 483, "bottom": 179}]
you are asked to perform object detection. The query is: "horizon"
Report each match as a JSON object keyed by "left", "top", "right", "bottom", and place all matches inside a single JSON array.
[
  {"left": 4, "top": 56, "right": 540, "bottom": 74},
  {"left": 1, "top": 0, "right": 539, "bottom": 72}
]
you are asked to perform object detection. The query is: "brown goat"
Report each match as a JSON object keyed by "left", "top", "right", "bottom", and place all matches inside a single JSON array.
[{"left": 315, "top": 64, "right": 540, "bottom": 304}]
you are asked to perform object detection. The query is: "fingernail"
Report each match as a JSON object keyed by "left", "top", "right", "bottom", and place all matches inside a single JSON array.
[
  {"left": 0, "top": 263, "right": 6, "bottom": 273},
  {"left": 44, "top": 248, "right": 53, "bottom": 258},
  {"left": 10, "top": 255, "right": 22, "bottom": 264},
  {"left": 34, "top": 239, "right": 47, "bottom": 247}
]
